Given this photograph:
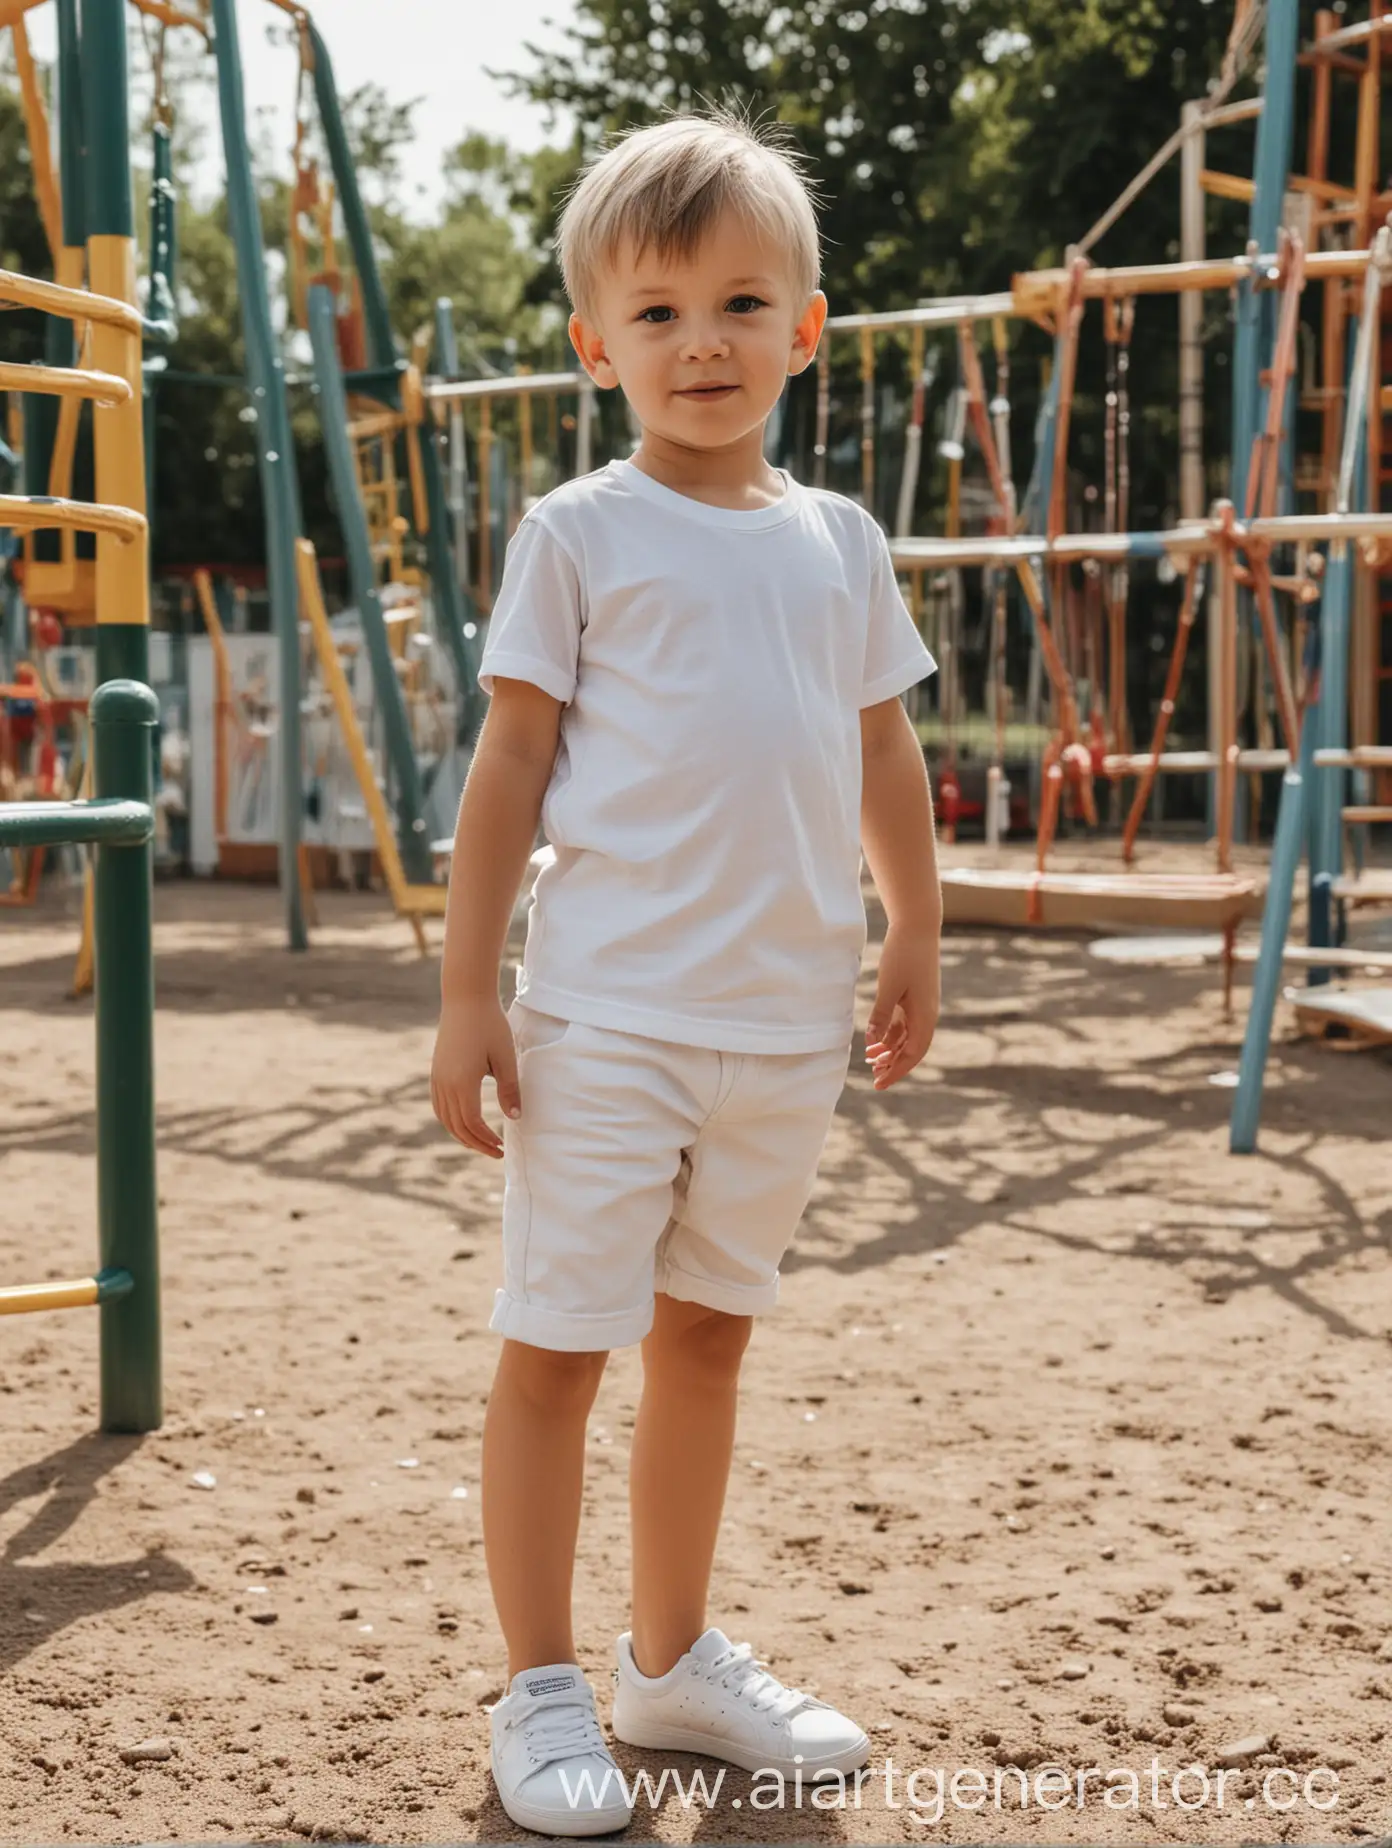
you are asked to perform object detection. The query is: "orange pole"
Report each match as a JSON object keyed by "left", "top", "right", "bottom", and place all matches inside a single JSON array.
[
  {"left": 1122, "top": 560, "right": 1201, "bottom": 862},
  {"left": 193, "top": 569, "right": 231, "bottom": 844}
]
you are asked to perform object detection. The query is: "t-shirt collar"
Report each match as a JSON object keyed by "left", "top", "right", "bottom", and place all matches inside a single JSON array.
[{"left": 607, "top": 457, "right": 804, "bottom": 530}]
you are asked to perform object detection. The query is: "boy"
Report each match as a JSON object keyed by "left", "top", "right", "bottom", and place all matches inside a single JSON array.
[{"left": 431, "top": 108, "right": 942, "bottom": 1837}]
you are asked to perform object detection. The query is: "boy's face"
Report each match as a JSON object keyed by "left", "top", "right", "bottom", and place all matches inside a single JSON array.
[{"left": 569, "top": 209, "right": 826, "bottom": 454}]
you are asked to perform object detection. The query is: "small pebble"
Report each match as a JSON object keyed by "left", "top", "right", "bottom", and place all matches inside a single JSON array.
[
  {"left": 119, "top": 1739, "right": 175, "bottom": 1765},
  {"left": 1099, "top": 1545, "right": 1116, "bottom": 1560},
  {"left": 450, "top": 1486, "right": 469, "bottom": 1500},
  {"left": 1058, "top": 1659, "right": 1090, "bottom": 1681},
  {"left": 362, "top": 1669, "right": 385, "bottom": 1684},
  {"left": 1254, "top": 1594, "right": 1283, "bottom": 1612},
  {"left": 1215, "top": 1733, "right": 1271, "bottom": 1768},
  {"left": 1163, "top": 1704, "right": 1197, "bottom": 1728},
  {"left": 249, "top": 1610, "right": 278, "bottom": 1626},
  {"left": 189, "top": 1470, "right": 217, "bottom": 1491},
  {"left": 397, "top": 1458, "right": 419, "bottom": 1470}
]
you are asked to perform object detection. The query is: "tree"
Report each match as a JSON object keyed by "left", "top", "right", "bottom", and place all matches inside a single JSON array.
[{"left": 499, "top": 0, "right": 1242, "bottom": 519}]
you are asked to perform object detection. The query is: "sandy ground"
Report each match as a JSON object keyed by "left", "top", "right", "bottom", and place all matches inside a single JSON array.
[{"left": 1, "top": 848, "right": 1390, "bottom": 1847}]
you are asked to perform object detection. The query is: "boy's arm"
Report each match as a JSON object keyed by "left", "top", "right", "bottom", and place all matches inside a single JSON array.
[
  {"left": 860, "top": 694, "right": 942, "bottom": 1090},
  {"left": 431, "top": 677, "right": 562, "bottom": 1157}
]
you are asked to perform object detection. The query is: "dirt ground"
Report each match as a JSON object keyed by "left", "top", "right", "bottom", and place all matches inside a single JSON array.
[{"left": 1, "top": 847, "right": 1390, "bottom": 1847}]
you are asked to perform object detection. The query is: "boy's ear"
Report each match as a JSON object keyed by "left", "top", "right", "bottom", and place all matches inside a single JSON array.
[
  {"left": 788, "top": 290, "right": 828, "bottom": 377},
  {"left": 569, "top": 312, "right": 619, "bottom": 390}
]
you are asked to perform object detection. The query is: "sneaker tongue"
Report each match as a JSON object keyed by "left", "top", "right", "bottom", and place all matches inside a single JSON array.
[
  {"left": 514, "top": 1663, "right": 582, "bottom": 1700},
  {"left": 686, "top": 1627, "right": 736, "bottom": 1666}
]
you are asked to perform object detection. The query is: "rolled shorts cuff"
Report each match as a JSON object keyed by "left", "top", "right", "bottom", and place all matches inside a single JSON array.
[
  {"left": 488, "top": 1287, "right": 655, "bottom": 1353},
  {"left": 654, "top": 1249, "right": 781, "bottom": 1317}
]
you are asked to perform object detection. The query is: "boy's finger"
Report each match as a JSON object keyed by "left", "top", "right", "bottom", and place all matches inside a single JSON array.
[
  {"left": 490, "top": 1049, "right": 522, "bottom": 1122},
  {"left": 461, "top": 1111, "right": 504, "bottom": 1158}
]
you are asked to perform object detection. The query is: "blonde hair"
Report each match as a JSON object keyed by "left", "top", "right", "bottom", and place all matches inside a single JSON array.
[{"left": 557, "top": 105, "right": 821, "bottom": 320}]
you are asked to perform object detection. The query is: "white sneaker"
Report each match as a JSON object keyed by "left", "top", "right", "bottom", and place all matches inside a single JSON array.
[
  {"left": 489, "top": 1662, "right": 634, "bottom": 1837},
  {"left": 612, "top": 1625, "right": 870, "bottom": 1776}
]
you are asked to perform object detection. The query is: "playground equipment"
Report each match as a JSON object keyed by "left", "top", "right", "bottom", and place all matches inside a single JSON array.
[
  {"left": 878, "top": 0, "right": 1392, "bottom": 1147},
  {"left": 0, "top": 244, "right": 161, "bottom": 1431},
  {"left": 424, "top": 369, "right": 597, "bottom": 611},
  {"left": 0, "top": 680, "right": 162, "bottom": 1433}
]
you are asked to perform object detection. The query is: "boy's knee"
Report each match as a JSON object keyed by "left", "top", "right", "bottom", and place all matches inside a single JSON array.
[
  {"left": 501, "top": 1340, "right": 608, "bottom": 1411},
  {"left": 649, "top": 1302, "right": 753, "bottom": 1378}
]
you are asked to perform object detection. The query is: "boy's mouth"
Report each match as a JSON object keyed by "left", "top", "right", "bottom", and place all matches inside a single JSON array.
[{"left": 676, "top": 383, "right": 738, "bottom": 400}]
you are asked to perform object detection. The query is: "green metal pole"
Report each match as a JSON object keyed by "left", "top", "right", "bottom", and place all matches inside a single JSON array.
[
  {"left": 55, "top": 0, "right": 84, "bottom": 250},
  {"left": 418, "top": 420, "right": 487, "bottom": 745},
  {"left": 211, "top": 0, "right": 308, "bottom": 951},
  {"left": 307, "top": 284, "right": 433, "bottom": 882},
  {"left": 308, "top": 28, "right": 482, "bottom": 741},
  {"left": 307, "top": 23, "right": 396, "bottom": 373},
  {"left": 83, "top": 0, "right": 148, "bottom": 686},
  {"left": 92, "top": 680, "right": 162, "bottom": 1432}
]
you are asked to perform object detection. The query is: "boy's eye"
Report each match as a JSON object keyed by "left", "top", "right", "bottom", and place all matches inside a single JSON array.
[
  {"left": 726, "top": 295, "right": 766, "bottom": 314},
  {"left": 637, "top": 305, "right": 676, "bottom": 324}
]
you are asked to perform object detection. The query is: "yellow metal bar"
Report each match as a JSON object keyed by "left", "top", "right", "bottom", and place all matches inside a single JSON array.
[
  {"left": 295, "top": 538, "right": 412, "bottom": 911},
  {"left": 87, "top": 236, "right": 149, "bottom": 626},
  {"left": 0, "top": 362, "right": 133, "bottom": 405},
  {"left": 0, "top": 493, "right": 146, "bottom": 543},
  {"left": 0, "top": 1276, "right": 100, "bottom": 1315},
  {"left": 193, "top": 569, "right": 232, "bottom": 843},
  {"left": 0, "top": 265, "right": 142, "bottom": 336},
  {"left": 12, "top": 18, "right": 62, "bottom": 266}
]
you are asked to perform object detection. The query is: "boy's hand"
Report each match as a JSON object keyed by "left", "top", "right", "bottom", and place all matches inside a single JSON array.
[
  {"left": 864, "top": 923, "right": 940, "bottom": 1091},
  {"left": 431, "top": 995, "right": 521, "bottom": 1159}
]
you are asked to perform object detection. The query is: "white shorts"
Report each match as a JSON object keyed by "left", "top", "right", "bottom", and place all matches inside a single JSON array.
[{"left": 489, "top": 1004, "right": 851, "bottom": 1352}]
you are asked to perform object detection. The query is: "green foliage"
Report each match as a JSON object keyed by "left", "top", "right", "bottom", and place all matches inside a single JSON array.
[{"left": 0, "top": 70, "right": 58, "bottom": 365}]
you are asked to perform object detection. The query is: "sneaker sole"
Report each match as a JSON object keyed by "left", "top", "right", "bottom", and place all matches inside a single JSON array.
[
  {"left": 611, "top": 1717, "right": 871, "bottom": 1778},
  {"left": 490, "top": 1747, "right": 635, "bottom": 1838}
]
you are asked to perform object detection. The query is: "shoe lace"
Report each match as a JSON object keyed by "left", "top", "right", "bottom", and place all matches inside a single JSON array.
[
  {"left": 508, "top": 1689, "right": 607, "bottom": 1771},
  {"left": 705, "top": 1642, "right": 817, "bottom": 1717}
]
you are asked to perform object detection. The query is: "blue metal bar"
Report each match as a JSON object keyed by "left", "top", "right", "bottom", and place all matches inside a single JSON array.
[
  {"left": 0, "top": 797, "right": 153, "bottom": 849},
  {"left": 211, "top": 0, "right": 308, "bottom": 953},
  {"left": 1229, "top": 0, "right": 1300, "bottom": 517},
  {"left": 1229, "top": 716, "right": 1314, "bottom": 1154}
]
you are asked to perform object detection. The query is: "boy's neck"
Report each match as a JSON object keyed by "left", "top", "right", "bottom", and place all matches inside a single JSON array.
[{"left": 627, "top": 427, "right": 786, "bottom": 511}]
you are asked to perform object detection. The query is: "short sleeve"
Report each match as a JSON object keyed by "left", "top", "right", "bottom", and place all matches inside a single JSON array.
[
  {"left": 477, "top": 516, "right": 584, "bottom": 704},
  {"left": 860, "top": 522, "right": 937, "bottom": 708}
]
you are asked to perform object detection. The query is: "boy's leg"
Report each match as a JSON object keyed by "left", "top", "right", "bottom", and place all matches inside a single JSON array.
[
  {"left": 483, "top": 1337, "right": 609, "bottom": 1680},
  {"left": 628, "top": 1294, "right": 752, "bottom": 1677}
]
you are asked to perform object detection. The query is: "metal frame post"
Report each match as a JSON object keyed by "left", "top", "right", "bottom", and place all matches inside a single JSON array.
[
  {"left": 211, "top": 0, "right": 308, "bottom": 951},
  {"left": 92, "top": 679, "right": 161, "bottom": 1431},
  {"left": 306, "top": 285, "right": 434, "bottom": 882},
  {"left": 307, "top": 24, "right": 396, "bottom": 373},
  {"left": 82, "top": 0, "right": 150, "bottom": 688}
]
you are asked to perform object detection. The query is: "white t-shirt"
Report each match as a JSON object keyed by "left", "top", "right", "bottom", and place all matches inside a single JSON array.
[{"left": 478, "top": 458, "right": 936, "bottom": 1054}]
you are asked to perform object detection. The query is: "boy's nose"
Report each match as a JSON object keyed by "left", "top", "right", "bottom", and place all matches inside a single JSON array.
[{"left": 679, "top": 325, "right": 730, "bottom": 362}]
